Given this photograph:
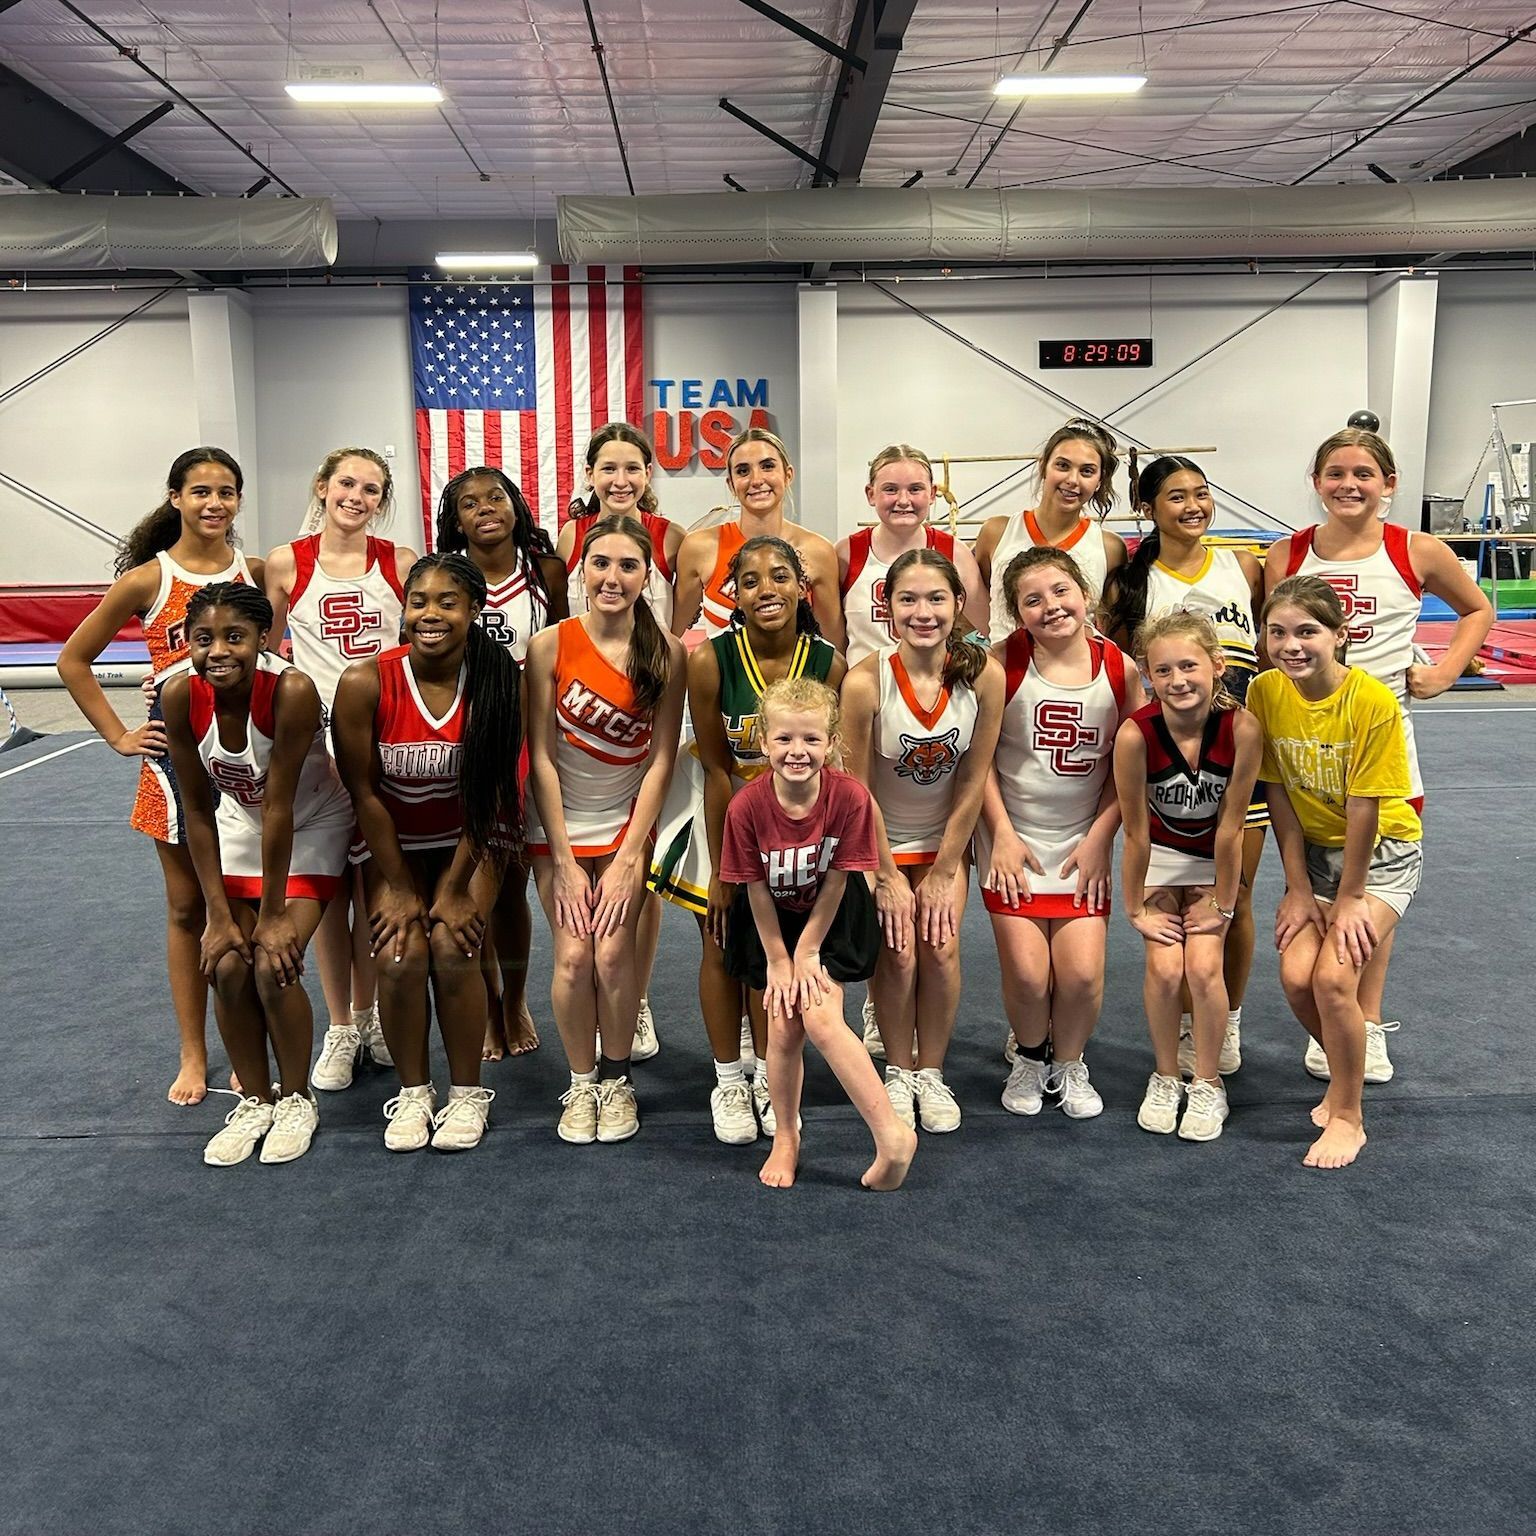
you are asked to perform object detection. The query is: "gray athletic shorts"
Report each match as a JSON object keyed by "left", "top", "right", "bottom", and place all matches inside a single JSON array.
[{"left": 1304, "top": 838, "right": 1422, "bottom": 917}]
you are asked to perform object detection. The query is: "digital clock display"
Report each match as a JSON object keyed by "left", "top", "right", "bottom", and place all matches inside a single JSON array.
[{"left": 1039, "top": 338, "right": 1154, "bottom": 369}]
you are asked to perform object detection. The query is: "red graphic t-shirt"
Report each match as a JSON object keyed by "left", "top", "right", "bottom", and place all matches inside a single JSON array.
[{"left": 720, "top": 767, "right": 879, "bottom": 914}]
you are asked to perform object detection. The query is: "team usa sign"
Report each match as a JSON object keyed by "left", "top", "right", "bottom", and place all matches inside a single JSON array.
[{"left": 649, "top": 377, "right": 774, "bottom": 470}]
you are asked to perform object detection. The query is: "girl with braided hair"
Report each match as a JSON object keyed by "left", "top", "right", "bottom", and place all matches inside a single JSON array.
[
  {"left": 58, "top": 447, "right": 260, "bottom": 1107},
  {"left": 330, "top": 553, "right": 523, "bottom": 1154},
  {"left": 264, "top": 447, "right": 417, "bottom": 1096},
  {"left": 161, "top": 582, "right": 353, "bottom": 1165},
  {"left": 437, "top": 464, "right": 568, "bottom": 1063}
]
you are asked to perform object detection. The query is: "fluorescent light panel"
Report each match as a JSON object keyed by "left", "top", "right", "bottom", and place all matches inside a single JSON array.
[
  {"left": 435, "top": 252, "right": 539, "bottom": 271},
  {"left": 994, "top": 74, "right": 1146, "bottom": 97},
  {"left": 285, "top": 82, "right": 444, "bottom": 104}
]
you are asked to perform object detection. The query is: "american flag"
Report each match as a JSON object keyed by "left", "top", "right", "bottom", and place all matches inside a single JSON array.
[{"left": 410, "top": 265, "right": 644, "bottom": 547}]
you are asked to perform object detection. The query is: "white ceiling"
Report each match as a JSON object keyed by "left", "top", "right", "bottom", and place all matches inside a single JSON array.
[{"left": 1, "top": 1, "right": 1533, "bottom": 218}]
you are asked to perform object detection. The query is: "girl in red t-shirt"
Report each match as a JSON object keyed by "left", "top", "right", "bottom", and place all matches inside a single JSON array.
[{"left": 720, "top": 677, "right": 917, "bottom": 1191}]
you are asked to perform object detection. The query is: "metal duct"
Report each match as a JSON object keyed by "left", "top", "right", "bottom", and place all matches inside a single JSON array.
[
  {"left": 559, "top": 184, "right": 1536, "bottom": 265},
  {"left": 0, "top": 194, "right": 338, "bottom": 270}
]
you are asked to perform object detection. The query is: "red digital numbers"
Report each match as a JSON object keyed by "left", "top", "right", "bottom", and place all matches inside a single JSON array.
[{"left": 1063, "top": 343, "right": 1076, "bottom": 362}]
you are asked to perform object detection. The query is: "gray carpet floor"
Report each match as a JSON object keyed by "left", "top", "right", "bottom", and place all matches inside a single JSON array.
[{"left": 4, "top": 698, "right": 1533, "bottom": 1534}]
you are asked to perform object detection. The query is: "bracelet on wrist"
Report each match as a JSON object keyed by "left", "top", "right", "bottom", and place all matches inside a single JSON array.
[{"left": 1210, "top": 896, "right": 1236, "bottom": 921}]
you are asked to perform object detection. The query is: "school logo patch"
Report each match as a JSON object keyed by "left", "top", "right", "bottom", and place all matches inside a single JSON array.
[
  {"left": 1319, "top": 574, "right": 1377, "bottom": 644},
  {"left": 319, "top": 589, "right": 386, "bottom": 660},
  {"left": 1033, "top": 700, "right": 1100, "bottom": 776},
  {"left": 894, "top": 727, "right": 961, "bottom": 786}
]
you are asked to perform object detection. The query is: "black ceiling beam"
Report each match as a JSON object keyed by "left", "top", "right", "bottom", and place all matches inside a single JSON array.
[
  {"left": 719, "top": 96, "right": 841, "bottom": 181},
  {"left": 736, "top": 0, "right": 868, "bottom": 71},
  {"left": 1292, "top": 18, "right": 1536, "bottom": 184},
  {"left": 50, "top": 100, "right": 175, "bottom": 188},
  {"left": 1440, "top": 123, "right": 1536, "bottom": 179},
  {"left": 812, "top": 0, "right": 919, "bottom": 189},
  {"left": 0, "top": 61, "right": 191, "bottom": 193}
]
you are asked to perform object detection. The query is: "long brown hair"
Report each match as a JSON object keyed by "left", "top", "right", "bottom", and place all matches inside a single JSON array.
[
  {"left": 1037, "top": 417, "right": 1119, "bottom": 519},
  {"left": 580, "top": 513, "right": 670, "bottom": 713},
  {"left": 1263, "top": 574, "right": 1350, "bottom": 664},
  {"left": 115, "top": 447, "right": 243, "bottom": 577},
  {"left": 584, "top": 422, "right": 660, "bottom": 516},
  {"left": 886, "top": 547, "right": 986, "bottom": 690}
]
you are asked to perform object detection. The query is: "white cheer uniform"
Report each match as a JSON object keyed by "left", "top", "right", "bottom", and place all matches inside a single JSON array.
[{"left": 988, "top": 510, "right": 1110, "bottom": 641}]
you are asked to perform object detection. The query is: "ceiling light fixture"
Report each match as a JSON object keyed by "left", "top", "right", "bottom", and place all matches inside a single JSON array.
[
  {"left": 285, "top": 82, "right": 444, "bottom": 104},
  {"left": 993, "top": 74, "right": 1146, "bottom": 98},
  {"left": 434, "top": 252, "right": 540, "bottom": 271}
]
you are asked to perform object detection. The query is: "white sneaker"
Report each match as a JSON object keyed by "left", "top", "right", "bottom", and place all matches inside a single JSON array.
[
  {"left": 360, "top": 1012, "right": 393, "bottom": 1068},
  {"left": 1137, "top": 1073, "right": 1184, "bottom": 1135},
  {"left": 1178, "top": 1078, "right": 1229, "bottom": 1142},
  {"left": 383, "top": 1084, "right": 437, "bottom": 1152},
  {"left": 862, "top": 996, "right": 884, "bottom": 1058},
  {"left": 558, "top": 1079, "right": 601, "bottom": 1144},
  {"left": 1220, "top": 1017, "right": 1242, "bottom": 1075},
  {"left": 632, "top": 997, "right": 660, "bottom": 1062},
  {"left": 1364, "top": 1020, "right": 1399, "bottom": 1083},
  {"left": 1003, "top": 1031, "right": 1018, "bottom": 1065},
  {"left": 597, "top": 1076, "right": 640, "bottom": 1143},
  {"left": 1305, "top": 1021, "right": 1399, "bottom": 1084},
  {"left": 710, "top": 1079, "right": 757, "bottom": 1145},
  {"left": 1002, "top": 1055, "right": 1049, "bottom": 1116},
  {"left": 913, "top": 1068, "right": 962, "bottom": 1133},
  {"left": 431, "top": 1087, "right": 494, "bottom": 1151},
  {"left": 1179, "top": 1017, "right": 1243, "bottom": 1078},
  {"left": 752, "top": 1073, "right": 799, "bottom": 1136},
  {"left": 1049, "top": 1058, "right": 1103, "bottom": 1119},
  {"left": 204, "top": 1096, "right": 275, "bottom": 1166},
  {"left": 311, "top": 1025, "right": 361, "bottom": 1091},
  {"left": 260, "top": 1092, "right": 318, "bottom": 1164},
  {"left": 884, "top": 1066, "right": 917, "bottom": 1129}
]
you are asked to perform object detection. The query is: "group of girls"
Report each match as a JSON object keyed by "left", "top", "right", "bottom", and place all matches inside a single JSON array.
[{"left": 61, "top": 411, "right": 1492, "bottom": 1183}]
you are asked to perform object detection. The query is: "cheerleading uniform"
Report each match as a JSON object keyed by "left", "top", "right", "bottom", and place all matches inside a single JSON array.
[
  {"left": 564, "top": 509, "right": 675, "bottom": 631},
  {"left": 1284, "top": 522, "right": 1424, "bottom": 802},
  {"left": 286, "top": 533, "right": 406, "bottom": 710},
  {"left": 647, "top": 628, "right": 836, "bottom": 913},
  {"left": 131, "top": 548, "right": 254, "bottom": 844},
  {"left": 480, "top": 555, "right": 550, "bottom": 666},
  {"left": 1144, "top": 544, "right": 1266, "bottom": 829},
  {"left": 988, "top": 509, "right": 1110, "bottom": 641},
  {"left": 369, "top": 645, "right": 467, "bottom": 857},
  {"left": 978, "top": 630, "right": 1129, "bottom": 918},
  {"left": 188, "top": 655, "right": 351, "bottom": 900},
  {"left": 526, "top": 618, "right": 655, "bottom": 859},
  {"left": 1130, "top": 702, "right": 1239, "bottom": 888},
  {"left": 869, "top": 645, "right": 980, "bottom": 865},
  {"left": 841, "top": 526, "right": 958, "bottom": 666},
  {"left": 698, "top": 521, "right": 749, "bottom": 638}
]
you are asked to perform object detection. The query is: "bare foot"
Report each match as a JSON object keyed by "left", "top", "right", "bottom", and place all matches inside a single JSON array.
[
  {"left": 504, "top": 1003, "right": 540, "bottom": 1056},
  {"left": 229, "top": 1070, "right": 242, "bottom": 1094},
  {"left": 168, "top": 1059, "right": 208, "bottom": 1106},
  {"left": 482, "top": 1016, "right": 507, "bottom": 1063},
  {"left": 1303, "top": 1119, "right": 1366, "bottom": 1169},
  {"left": 861, "top": 1125, "right": 918, "bottom": 1191},
  {"left": 759, "top": 1136, "right": 800, "bottom": 1188},
  {"left": 1311, "top": 1096, "right": 1331, "bottom": 1128}
]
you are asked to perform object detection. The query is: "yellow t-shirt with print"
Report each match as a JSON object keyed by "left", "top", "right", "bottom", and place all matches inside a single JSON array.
[{"left": 1247, "top": 667, "right": 1421, "bottom": 847}]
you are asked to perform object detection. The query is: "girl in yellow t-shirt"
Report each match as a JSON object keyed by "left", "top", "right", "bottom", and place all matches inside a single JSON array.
[{"left": 1247, "top": 575, "right": 1422, "bottom": 1172}]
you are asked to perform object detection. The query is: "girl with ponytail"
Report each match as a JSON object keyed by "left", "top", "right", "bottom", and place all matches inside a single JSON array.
[
  {"left": 523, "top": 515, "right": 687, "bottom": 1147},
  {"left": 555, "top": 424, "right": 683, "bottom": 1063},
  {"left": 648, "top": 534, "right": 844, "bottom": 1145},
  {"left": 437, "top": 464, "right": 568, "bottom": 1064},
  {"left": 974, "top": 418, "right": 1128, "bottom": 640},
  {"left": 330, "top": 553, "right": 522, "bottom": 1155},
  {"left": 1103, "top": 454, "right": 1267, "bottom": 1078},
  {"left": 840, "top": 548, "right": 1002, "bottom": 1132},
  {"left": 265, "top": 446, "right": 417, "bottom": 1096},
  {"left": 58, "top": 447, "right": 258, "bottom": 1108}
]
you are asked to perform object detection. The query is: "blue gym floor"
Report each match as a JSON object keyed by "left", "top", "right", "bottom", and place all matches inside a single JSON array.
[{"left": 3, "top": 700, "right": 1533, "bottom": 1535}]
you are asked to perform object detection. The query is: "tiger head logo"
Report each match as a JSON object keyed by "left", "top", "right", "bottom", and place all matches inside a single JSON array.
[{"left": 894, "top": 727, "right": 960, "bottom": 786}]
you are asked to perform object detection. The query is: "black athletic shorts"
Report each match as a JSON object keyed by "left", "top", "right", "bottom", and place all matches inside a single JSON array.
[{"left": 724, "top": 872, "right": 879, "bottom": 990}]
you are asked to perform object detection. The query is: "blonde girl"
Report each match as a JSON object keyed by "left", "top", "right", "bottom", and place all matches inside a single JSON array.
[{"left": 1115, "top": 612, "right": 1260, "bottom": 1143}]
